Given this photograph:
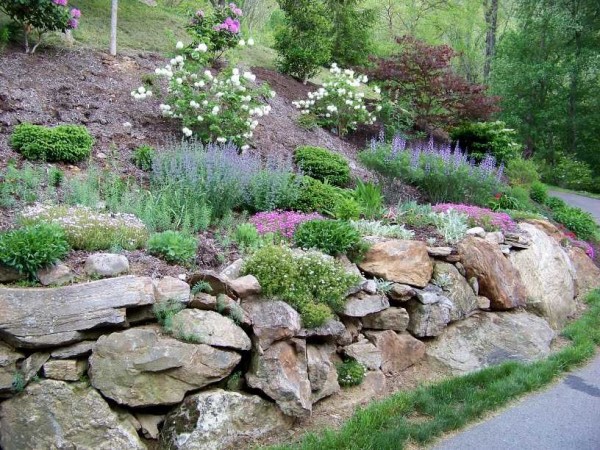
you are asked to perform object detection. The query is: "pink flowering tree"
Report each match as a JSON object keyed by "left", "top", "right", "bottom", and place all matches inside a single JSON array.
[
  {"left": 0, "top": 0, "right": 81, "bottom": 54},
  {"left": 185, "top": 3, "right": 244, "bottom": 62}
]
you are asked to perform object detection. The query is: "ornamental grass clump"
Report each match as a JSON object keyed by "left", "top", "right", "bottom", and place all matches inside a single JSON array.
[
  {"left": 242, "top": 244, "right": 359, "bottom": 327},
  {"left": 293, "top": 64, "right": 379, "bottom": 136},
  {"left": 432, "top": 203, "right": 517, "bottom": 233},
  {"left": 20, "top": 204, "right": 148, "bottom": 251},
  {"left": 250, "top": 211, "right": 323, "bottom": 240},
  {"left": 360, "top": 135, "right": 504, "bottom": 206}
]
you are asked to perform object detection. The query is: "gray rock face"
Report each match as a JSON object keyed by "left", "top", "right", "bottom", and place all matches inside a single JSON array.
[
  {"left": 0, "top": 380, "right": 145, "bottom": 450},
  {"left": 154, "top": 276, "right": 190, "bottom": 304},
  {"left": 246, "top": 339, "right": 312, "bottom": 418},
  {"left": 297, "top": 318, "right": 346, "bottom": 339},
  {"left": 89, "top": 326, "right": 241, "bottom": 407},
  {"left": 427, "top": 247, "right": 453, "bottom": 257},
  {"left": 0, "top": 343, "right": 23, "bottom": 396},
  {"left": 161, "top": 389, "right": 293, "bottom": 450},
  {"left": 136, "top": 413, "right": 164, "bottom": 440},
  {"left": 427, "top": 311, "right": 555, "bottom": 374},
  {"left": 362, "top": 307, "right": 409, "bottom": 331},
  {"left": 84, "top": 253, "right": 130, "bottom": 277},
  {"left": 43, "top": 359, "right": 87, "bottom": 381},
  {"left": 388, "top": 283, "right": 416, "bottom": 302},
  {"left": 0, "top": 264, "right": 25, "bottom": 283},
  {"left": 50, "top": 341, "right": 95, "bottom": 359},
  {"left": 243, "top": 300, "right": 301, "bottom": 349},
  {"left": 405, "top": 297, "right": 453, "bottom": 337},
  {"left": 509, "top": 223, "right": 576, "bottom": 329},
  {"left": 37, "top": 263, "right": 73, "bottom": 286},
  {"left": 343, "top": 339, "right": 382, "bottom": 370},
  {"left": 364, "top": 330, "right": 425, "bottom": 374},
  {"left": 343, "top": 292, "right": 390, "bottom": 317},
  {"left": 20, "top": 351, "right": 50, "bottom": 384},
  {"left": 0, "top": 276, "right": 154, "bottom": 348},
  {"left": 307, "top": 343, "right": 340, "bottom": 403},
  {"left": 433, "top": 262, "right": 478, "bottom": 322},
  {"left": 170, "top": 309, "right": 251, "bottom": 351},
  {"left": 221, "top": 258, "right": 244, "bottom": 280}
]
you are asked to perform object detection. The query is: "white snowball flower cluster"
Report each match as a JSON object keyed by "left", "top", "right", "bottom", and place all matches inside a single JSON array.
[
  {"left": 292, "top": 63, "right": 378, "bottom": 136},
  {"left": 238, "top": 38, "right": 254, "bottom": 47},
  {"left": 131, "top": 86, "right": 152, "bottom": 100},
  {"left": 134, "top": 42, "right": 275, "bottom": 146}
]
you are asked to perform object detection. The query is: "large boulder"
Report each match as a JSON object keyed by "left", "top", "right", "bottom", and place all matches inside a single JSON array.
[
  {"left": 458, "top": 237, "right": 527, "bottom": 310},
  {"left": 170, "top": 309, "right": 251, "bottom": 351},
  {"left": 0, "top": 276, "right": 155, "bottom": 348},
  {"left": 242, "top": 299, "right": 301, "bottom": 349},
  {"left": 427, "top": 311, "right": 554, "bottom": 375},
  {"left": 0, "top": 380, "right": 145, "bottom": 450},
  {"left": 509, "top": 223, "right": 576, "bottom": 329},
  {"left": 160, "top": 389, "right": 293, "bottom": 450},
  {"left": 0, "top": 342, "right": 23, "bottom": 397},
  {"left": 307, "top": 343, "right": 340, "bottom": 403},
  {"left": 361, "top": 307, "right": 409, "bottom": 331},
  {"left": 342, "top": 292, "right": 390, "bottom": 317},
  {"left": 89, "top": 326, "right": 240, "bottom": 407},
  {"left": 246, "top": 339, "right": 312, "bottom": 418},
  {"left": 364, "top": 330, "right": 425, "bottom": 374},
  {"left": 568, "top": 247, "right": 600, "bottom": 295},
  {"left": 433, "top": 262, "right": 478, "bottom": 321},
  {"left": 358, "top": 240, "right": 433, "bottom": 288}
]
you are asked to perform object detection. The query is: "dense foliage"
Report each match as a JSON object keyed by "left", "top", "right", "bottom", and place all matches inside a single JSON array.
[
  {"left": 10, "top": 124, "right": 93, "bottom": 163},
  {"left": 294, "top": 219, "right": 363, "bottom": 256},
  {"left": 449, "top": 121, "right": 522, "bottom": 164},
  {"left": 294, "top": 146, "right": 350, "bottom": 187},
  {"left": 147, "top": 230, "right": 198, "bottom": 264}
]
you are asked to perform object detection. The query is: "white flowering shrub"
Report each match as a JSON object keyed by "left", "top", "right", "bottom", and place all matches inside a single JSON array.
[
  {"left": 133, "top": 45, "right": 275, "bottom": 148},
  {"left": 292, "top": 64, "right": 380, "bottom": 136}
]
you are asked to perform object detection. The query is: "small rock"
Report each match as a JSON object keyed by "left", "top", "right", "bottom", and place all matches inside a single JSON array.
[
  {"left": 0, "top": 343, "right": 23, "bottom": 396},
  {"left": 405, "top": 297, "right": 453, "bottom": 337},
  {"left": 343, "top": 340, "right": 381, "bottom": 370},
  {"left": 364, "top": 331, "right": 425, "bottom": 374},
  {"left": 307, "top": 344, "right": 340, "bottom": 403},
  {"left": 466, "top": 227, "right": 486, "bottom": 238},
  {"left": 427, "top": 247, "right": 453, "bottom": 257},
  {"left": 455, "top": 262, "right": 466, "bottom": 277},
  {"left": 36, "top": 263, "right": 73, "bottom": 286},
  {"left": 362, "top": 279, "right": 378, "bottom": 295},
  {"left": 155, "top": 276, "right": 190, "bottom": 304},
  {"left": 43, "top": 359, "right": 87, "bottom": 381},
  {"left": 188, "top": 270, "right": 230, "bottom": 296},
  {"left": 221, "top": 259, "right": 244, "bottom": 280},
  {"left": 0, "top": 264, "right": 25, "bottom": 283},
  {"left": 243, "top": 300, "right": 301, "bottom": 349},
  {"left": 469, "top": 277, "right": 479, "bottom": 295},
  {"left": 135, "top": 413, "right": 164, "bottom": 440},
  {"left": 298, "top": 318, "right": 346, "bottom": 339},
  {"left": 388, "top": 283, "right": 416, "bottom": 302},
  {"left": 362, "top": 307, "right": 409, "bottom": 332},
  {"left": 20, "top": 352, "right": 50, "bottom": 384},
  {"left": 336, "top": 317, "right": 362, "bottom": 346},
  {"left": 84, "top": 253, "right": 129, "bottom": 277},
  {"left": 51, "top": 341, "right": 95, "bottom": 359},
  {"left": 343, "top": 292, "right": 390, "bottom": 317},
  {"left": 96, "top": 152, "right": 107, "bottom": 159},
  {"left": 227, "top": 275, "right": 261, "bottom": 298},
  {"left": 477, "top": 296, "right": 491, "bottom": 309},
  {"left": 484, "top": 231, "right": 504, "bottom": 245}
]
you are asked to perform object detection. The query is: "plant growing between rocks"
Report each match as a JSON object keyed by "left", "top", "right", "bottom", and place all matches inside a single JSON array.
[{"left": 337, "top": 359, "right": 366, "bottom": 387}]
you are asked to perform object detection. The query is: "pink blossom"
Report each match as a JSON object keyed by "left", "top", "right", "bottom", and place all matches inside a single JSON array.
[
  {"left": 70, "top": 8, "right": 81, "bottom": 18},
  {"left": 214, "top": 17, "right": 240, "bottom": 33},
  {"left": 195, "top": 10, "right": 204, "bottom": 18},
  {"left": 433, "top": 203, "right": 517, "bottom": 232},
  {"left": 250, "top": 211, "right": 323, "bottom": 239},
  {"left": 53, "top": 0, "right": 68, "bottom": 5},
  {"left": 67, "top": 18, "right": 78, "bottom": 29},
  {"left": 229, "top": 3, "right": 243, "bottom": 16}
]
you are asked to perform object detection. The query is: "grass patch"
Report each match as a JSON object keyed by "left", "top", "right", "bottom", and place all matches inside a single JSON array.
[{"left": 269, "top": 289, "right": 600, "bottom": 450}]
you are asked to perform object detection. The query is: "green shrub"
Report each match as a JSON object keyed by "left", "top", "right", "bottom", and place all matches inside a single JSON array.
[
  {"left": 233, "top": 223, "right": 260, "bottom": 251},
  {"left": 242, "top": 245, "right": 359, "bottom": 327},
  {"left": 540, "top": 153, "right": 594, "bottom": 191},
  {"left": 0, "top": 223, "right": 70, "bottom": 278},
  {"left": 530, "top": 182, "right": 548, "bottom": 204},
  {"left": 294, "top": 146, "right": 350, "bottom": 187},
  {"left": 274, "top": 0, "right": 333, "bottom": 82},
  {"left": 334, "top": 197, "right": 361, "bottom": 221},
  {"left": 449, "top": 121, "right": 522, "bottom": 164},
  {"left": 544, "top": 196, "right": 567, "bottom": 210},
  {"left": 337, "top": 359, "right": 366, "bottom": 387},
  {"left": 147, "top": 231, "right": 197, "bottom": 264},
  {"left": 293, "top": 176, "right": 352, "bottom": 215},
  {"left": 354, "top": 180, "right": 384, "bottom": 219},
  {"left": 552, "top": 207, "right": 597, "bottom": 241},
  {"left": 20, "top": 204, "right": 148, "bottom": 251},
  {"left": 294, "top": 220, "right": 362, "bottom": 256},
  {"left": 10, "top": 123, "right": 93, "bottom": 163},
  {"left": 132, "top": 145, "right": 155, "bottom": 171},
  {"left": 505, "top": 158, "right": 540, "bottom": 187},
  {"left": 48, "top": 167, "right": 63, "bottom": 187}
]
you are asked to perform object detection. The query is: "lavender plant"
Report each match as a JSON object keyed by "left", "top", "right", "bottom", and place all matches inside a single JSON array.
[{"left": 360, "top": 135, "right": 505, "bottom": 206}]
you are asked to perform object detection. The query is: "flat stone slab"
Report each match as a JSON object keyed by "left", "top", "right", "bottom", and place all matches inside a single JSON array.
[{"left": 0, "top": 276, "right": 155, "bottom": 348}]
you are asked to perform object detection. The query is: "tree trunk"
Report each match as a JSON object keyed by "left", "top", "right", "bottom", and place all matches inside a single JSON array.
[
  {"left": 483, "top": 0, "right": 498, "bottom": 81},
  {"left": 110, "top": 0, "right": 118, "bottom": 56}
]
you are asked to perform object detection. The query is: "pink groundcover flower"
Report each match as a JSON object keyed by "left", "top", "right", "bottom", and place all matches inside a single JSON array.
[
  {"left": 433, "top": 203, "right": 517, "bottom": 232},
  {"left": 250, "top": 211, "right": 323, "bottom": 239},
  {"left": 71, "top": 8, "right": 81, "bottom": 18},
  {"left": 53, "top": 0, "right": 68, "bottom": 6}
]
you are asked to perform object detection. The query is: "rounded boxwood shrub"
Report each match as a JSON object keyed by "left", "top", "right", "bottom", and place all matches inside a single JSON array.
[
  {"left": 293, "top": 176, "right": 352, "bottom": 214},
  {"left": 294, "top": 146, "right": 350, "bottom": 187},
  {"left": 294, "top": 219, "right": 362, "bottom": 256},
  {"left": 10, "top": 123, "right": 94, "bottom": 163},
  {"left": 0, "top": 223, "right": 70, "bottom": 278},
  {"left": 147, "top": 230, "right": 197, "bottom": 264}
]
